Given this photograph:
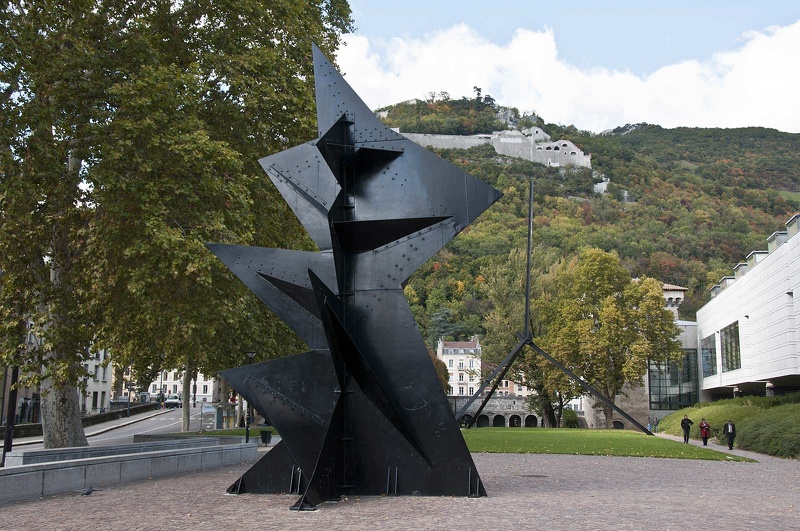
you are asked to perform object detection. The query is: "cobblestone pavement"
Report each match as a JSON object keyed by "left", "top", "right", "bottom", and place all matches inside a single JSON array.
[{"left": 2, "top": 447, "right": 798, "bottom": 530}]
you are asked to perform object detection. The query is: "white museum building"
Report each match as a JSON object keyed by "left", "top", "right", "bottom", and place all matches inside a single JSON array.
[{"left": 696, "top": 214, "right": 800, "bottom": 399}]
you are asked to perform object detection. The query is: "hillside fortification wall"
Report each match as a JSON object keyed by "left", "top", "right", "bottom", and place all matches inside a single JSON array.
[{"left": 399, "top": 128, "right": 592, "bottom": 169}]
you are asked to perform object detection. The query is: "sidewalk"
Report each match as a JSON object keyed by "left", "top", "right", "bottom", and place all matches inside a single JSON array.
[
  {"left": 10, "top": 408, "right": 171, "bottom": 447},
  {"left": 655, "top": 430, "right": 773, "bottom": 462}
]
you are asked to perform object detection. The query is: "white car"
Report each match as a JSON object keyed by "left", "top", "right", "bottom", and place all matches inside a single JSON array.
[{"left": 164, "top": 395, "right": 183, "bottom": 408}]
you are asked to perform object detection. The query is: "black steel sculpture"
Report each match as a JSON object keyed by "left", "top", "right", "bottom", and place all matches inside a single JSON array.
[{"left": 209, "top": 45, "right": 501, "bottom": 510}]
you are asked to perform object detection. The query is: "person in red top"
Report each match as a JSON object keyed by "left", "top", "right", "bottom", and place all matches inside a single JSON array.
[{"left": 699, "top": 418, "right": 711, "bottom": 446}]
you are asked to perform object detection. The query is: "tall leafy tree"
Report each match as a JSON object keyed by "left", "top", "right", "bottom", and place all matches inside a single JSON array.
[
  {"left": 480, "top": 246, "right": 581, "bottom": 427},
  {"left": 0, "top": 0, "right": 352, "bottom": 445},
  {"left": 540, "top": 248, "right": 682, "bottom": 427}
]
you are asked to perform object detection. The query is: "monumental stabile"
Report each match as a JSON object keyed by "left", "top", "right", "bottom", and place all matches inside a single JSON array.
[{"left": 209, "top": 44, "right": 502, "bottom": 511}]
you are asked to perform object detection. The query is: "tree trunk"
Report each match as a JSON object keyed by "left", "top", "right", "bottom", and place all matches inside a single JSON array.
[
  {"left": 237, "top": 394, "right": 244, "bottom": 425},
  {"left": 603, "top": 404, "right": 614, "bottom": 429},
  {"left": 532, "top": 381, "right": 558, "bottom": 427},
  {"left": 41, "top": 378, "right": 88, "bottom": 448},
  {"left": 181, "top": 372, "right": 191, "bottom": 432}
]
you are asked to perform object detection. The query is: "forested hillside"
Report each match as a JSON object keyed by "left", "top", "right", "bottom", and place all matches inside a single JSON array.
[{"left": 387, "top": 108, "right": 800, "bottom": 348}]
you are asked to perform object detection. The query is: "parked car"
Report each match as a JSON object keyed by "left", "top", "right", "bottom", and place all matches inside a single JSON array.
[{"left": 164, "top": 395, "right": 183, "bottom": 408}]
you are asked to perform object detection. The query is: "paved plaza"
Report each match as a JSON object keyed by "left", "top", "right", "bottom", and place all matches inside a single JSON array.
[{"left": 2, "top": 440, "right": 798, "bottom": 531}]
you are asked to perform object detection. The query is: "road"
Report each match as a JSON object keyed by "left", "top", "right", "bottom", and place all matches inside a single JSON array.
[
  {"left": 89, "top": 404, "right": 217, "bottom": 446},
  {"left": 18, "top": 403, "right": 218, "bottom": 450}
]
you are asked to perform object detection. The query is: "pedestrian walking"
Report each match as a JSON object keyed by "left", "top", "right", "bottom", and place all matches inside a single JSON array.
[
  {"left": 681, "top": 414, "right": 694, "bottom": 443},
  {"left": 723, "top": 419, "right": 736, "bottom": 449},
  {"left": 699, "top": 418, "right": 711, "bottom": 446},
  {"left": 653, "top": 417, "right": 659, "bottom": 433}
]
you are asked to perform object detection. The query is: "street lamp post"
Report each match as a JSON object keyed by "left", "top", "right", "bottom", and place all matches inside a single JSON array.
[
  {"left": 244, "top": 351, "right": 256, "bottom": 443},
  {"left": 126, "top": 364, "right": 132, "bottom": 418}
]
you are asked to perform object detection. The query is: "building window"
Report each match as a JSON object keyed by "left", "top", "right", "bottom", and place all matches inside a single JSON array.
[
  {"left": 202, "top": 385, "right": 208, "bottom": 394},
  {"left": 502, "top": 380, "right": 508, "bottom": 387},
  {"left": 720, "top": 322, "right": 741, "bottom": 372},
  {"left": 469, "top": 375, "right": 474, "bottom": 382},
  {"left": 102, "top": 366, "right": 107, "bottom": 381},
  {"left": 459, "top": 387, "right": 465, "bottom": 395},
  {"left": 648, "top": 350, "right": 698, "bottom": 411},
  {"left": 458, "top": 374, "right": 464, "bottom": 382},
  {"left": 701, "top": 334, "right": 717, "bottom": 377},
  {"left": 100, "top": 391, "right": 106, "bottom": 408},
  {"left": 458, "top": 361, "right": 464, "bottom": 370},
  {"left": 173, "top": 384, "right": 178, "bottom": 393},
  {"left": 448, "top": 359, "right": 453, "bottom": 368},
  {"left": 469, "top": 359, "right": 474, "bottom": 368},
  {"left": 93, "top": 366, "right": 99, "bottom": 381},
  {"left": 91, "top": 391, "right": 98, "bottom": 409},
  {"left": 517, "top": 384, "right": 523, "bottom": 391},
  {"left": 152, "top": 384, "right": 158, "bottom": 393},
  {"left": 468, "top": 387, "right": 474, "bottom": 395}
]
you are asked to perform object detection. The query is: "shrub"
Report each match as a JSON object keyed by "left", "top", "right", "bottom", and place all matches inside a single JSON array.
[
  {"left": 562, "top": 409, "right": 580, "bottom": 428},
  {"left": 737, "top": 403, "right": 800, "bottom": 458}
]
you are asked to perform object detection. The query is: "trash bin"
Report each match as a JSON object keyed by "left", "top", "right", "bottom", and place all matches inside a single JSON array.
[{"left": 260, "top": 430, "right": 272, "bottom": 445}]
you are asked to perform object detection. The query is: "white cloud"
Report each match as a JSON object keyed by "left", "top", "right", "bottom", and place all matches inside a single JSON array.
[{"left": 336, "top": 20, "right": 800, "bottom": 133}]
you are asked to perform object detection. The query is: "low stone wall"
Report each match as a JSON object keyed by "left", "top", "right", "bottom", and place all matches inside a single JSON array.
[
  {"left": 0, "top": 442, "right": 257, "bottom": 506},
  {"left": 133, "top": 433, "right": 245, "bottom": 445},
  {"left": 4, "top": 437, "right": 225, "bottom": 466}
]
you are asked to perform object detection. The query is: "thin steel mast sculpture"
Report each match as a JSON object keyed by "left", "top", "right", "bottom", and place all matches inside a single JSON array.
[
  {"left": 208, "top": 45, "right": 502, "bottom": 510},
  {"left": 456, "top": 179, "right": 652, "bottom": 436}
]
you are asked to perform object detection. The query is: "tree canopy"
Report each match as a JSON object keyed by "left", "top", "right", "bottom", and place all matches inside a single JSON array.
[
  {"left": 538, "top": 249, "right": 682, "bottom": 427},
  {"left": 0, "top": 0, "right": 353, "bottom": 445}
]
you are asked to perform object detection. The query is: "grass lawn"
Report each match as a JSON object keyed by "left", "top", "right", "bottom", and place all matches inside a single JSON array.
[{"left": 462, "top": 428, "right": 754, "bottom": 462}]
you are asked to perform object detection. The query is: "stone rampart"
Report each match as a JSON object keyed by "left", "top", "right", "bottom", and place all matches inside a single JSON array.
[
  {"left": 400, "top": 131, "right": 591, "bottom": 169},
  {"left": 447, "top": 395, "right": 545, "bottom": 427}
]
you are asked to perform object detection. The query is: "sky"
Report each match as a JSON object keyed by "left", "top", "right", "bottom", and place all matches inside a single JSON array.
[{"left": 336, "top": 1, "right": 800, "bottom": 133}]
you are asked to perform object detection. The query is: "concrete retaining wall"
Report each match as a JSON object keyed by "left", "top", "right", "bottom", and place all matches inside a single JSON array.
[
  {"left": 4, "top": 437, "right": 227, "bottom": 466},
  {"left": 0, "top": 443, "right": 257, "bottom": 505},
  {"left": 133, "top": 433, "right": 246, "bottom": 445}
]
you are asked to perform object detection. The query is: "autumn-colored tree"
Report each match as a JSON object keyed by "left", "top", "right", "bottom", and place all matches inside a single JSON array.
[{"left": 540, "top": 248, "right": 682, "bottom": 428}]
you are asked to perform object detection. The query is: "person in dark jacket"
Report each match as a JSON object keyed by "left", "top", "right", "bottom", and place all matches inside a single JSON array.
[
  {"left": 699, "top": 418, "right": 711, "bottom": 446},
  {"left": 680, "top": 414, "right": 694, "bottom": 443},
  {"left": 723, "top": 420, "right": 736, "bottom": 449}
]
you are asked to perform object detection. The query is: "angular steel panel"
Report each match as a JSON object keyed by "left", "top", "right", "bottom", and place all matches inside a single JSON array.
[{"left": 210, "top": 44, "right": 500, "bottom": 510}]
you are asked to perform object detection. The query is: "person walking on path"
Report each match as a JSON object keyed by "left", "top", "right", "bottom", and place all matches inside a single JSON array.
[
  {"left": 723, "top": 420, "right": 736, "bottom": 449},
  {"left": 699, "top": 418, "right": 711, "bottom": 446},
  {"left": 681, "top": 414, "right": 694, "bottom": 443},
  {"left": 653, "top": 417, "right": 659, "bottom": 433}
]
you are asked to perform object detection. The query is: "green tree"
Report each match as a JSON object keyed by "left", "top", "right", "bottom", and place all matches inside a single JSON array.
[
  {"left": 0, "top": 0, "right": 352, "bottom": 445},
  {"left": 540, "top": 249, "right": 682, "bottom": 428},
  {"left": 428, "top": 346, "right": 450, "bottom": 394},
  {"left": 480, "top": 246, "right": 581, "bottom": 427}
]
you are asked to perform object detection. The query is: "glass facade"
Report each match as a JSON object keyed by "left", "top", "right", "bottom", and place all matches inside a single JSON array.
[
  {"left": 648, "top": 349, "right": 699, "bottom": 410},
  {"left": 700, "top": 334, "right": 717, "bottom": 377},
  {"left": 720, "top": 321, "right": 741, "bottom": 372}
]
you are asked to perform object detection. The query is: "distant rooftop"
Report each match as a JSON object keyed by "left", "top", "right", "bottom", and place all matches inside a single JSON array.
[{"left": 441, "top": 340, "right": 478, "bottom": 349}]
